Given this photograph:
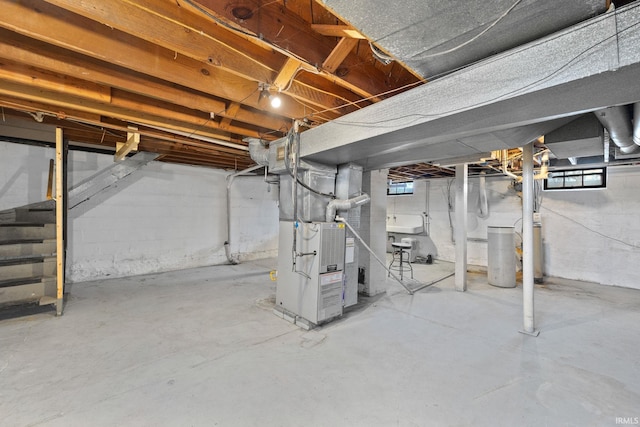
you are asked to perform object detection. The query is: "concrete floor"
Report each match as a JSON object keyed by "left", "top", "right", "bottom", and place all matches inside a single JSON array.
[{"left": 1, "top": 258, "right": 639, "bottom": 427}]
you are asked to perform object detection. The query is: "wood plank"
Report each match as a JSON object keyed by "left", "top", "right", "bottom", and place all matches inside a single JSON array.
[
  {"left": 273, "top": 58, "right": 303, "bottom": 91},
  {"left": 220, "top": 102, "right": 241, "bottom": 130},
  {"left": 311, "top": 24, "right": 365, "bottom": 39},
  {"left": 114, "top": 127, "right": 140, "bottom": 161},
  {"left": 0, "top": 0, "right": 311, "bottom": 120},
  {"left": 0, "top": 80, "right": 244, "bottom": 145},
  {"left": 55, "top": 127, "right": 64, "bottom": 315},
  {"left": 41, "top": 0, "right": 358, "bottom": 118},
  {"left": 42, "top": 0, "right": 276, "bottom": 84},
  {"left": 322, "top": 37, "right": 359, "bottom": 74},
  {"left": 0, "top": 59, "right": 111, "bottom": 103},
  {"left": 0, "top": 104, "right": 252, "bottom": 162},
  {"left": 193, "top": 0, "right": 395, "bottom": 99},
  {"left": 0, "top": 63, "right": 270, "bottom": 142},
  {"left": 0, "top": 29, "right": 289, "bottom": 132}
]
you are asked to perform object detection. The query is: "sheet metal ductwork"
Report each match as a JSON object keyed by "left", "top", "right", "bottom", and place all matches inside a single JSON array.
[
  {"left": 247, "top": 138, "right": 270, "bottom": 166},
  {"left": 634, "top": 102, "right": 640, "bottom": 147},
  {"left": 594, "top": 106, "right": 638, "bottom": 154}
]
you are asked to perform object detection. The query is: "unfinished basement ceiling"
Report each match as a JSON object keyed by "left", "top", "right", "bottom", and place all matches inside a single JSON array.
[
  {"left": 1, "top": 0, "right": 638, "bottom": 179},
  {"left": 0, "top": 0, "right": 420, "bottom": 169}
]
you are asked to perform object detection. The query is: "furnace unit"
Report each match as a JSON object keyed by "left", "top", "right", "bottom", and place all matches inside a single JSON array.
[{"left": 276, "top": 221, "right": 346, "bottom": 325}]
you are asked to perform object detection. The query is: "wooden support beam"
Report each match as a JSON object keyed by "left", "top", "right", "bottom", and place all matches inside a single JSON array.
[
  {"left": 42, "top": 0, "right": 276, "bottom": 84},
  {"left": 0, "top": 59, "right": 111, "bottom": 103},
  {"left": 311, "top": 24, "right": 366, "bottom": 39},
  {"left": 0, "top": 79, "right": 254, "bottom": 142},
  {"left": 0, "top": 29, "right": 289, "bottom": 132},
  {"left": 115, "top": 127, "right": 140, "bottom": 161},
  {"left": 273, "top": 58, "right": 303, "bottom": 91},
  {"left": 55, "top": 127, "right": 64, "bottom": 315},
  {"left": 0, "top": 0, "right": 311, "bottom": 120},
  {"left": 194, "top": 0, "right": 393, "bottom": 99},
  {"left": 322, "top": 37, "right": 360, "bottom": 74},
  {"left": 220, "top": 103, "right": 241, "bottom": 130}
]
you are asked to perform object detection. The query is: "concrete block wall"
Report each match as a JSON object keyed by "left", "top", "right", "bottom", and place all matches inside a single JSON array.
[
  {"left": 229, "top": 176, "right": 279, "bottom": 260},
  {"left": 1, "top": 140, "right": 279, "bottom": 283},
  {"left": 0, "top": 141, "right": 54, "bottom": 210},
  {"left": 390, "top": 169, "right": 640, "bottom": 290}
]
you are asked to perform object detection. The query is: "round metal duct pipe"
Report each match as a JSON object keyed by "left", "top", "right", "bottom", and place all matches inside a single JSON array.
[
  {"left": 594, "top": 106, "right": 638, "bottom": 154},
  {"left": 633, "top": 102, "right": 640, "bottom": 147}
]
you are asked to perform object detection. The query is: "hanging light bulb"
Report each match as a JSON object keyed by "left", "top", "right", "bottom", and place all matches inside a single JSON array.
[{"left": 270, "top": 94, "right": 282, "bottom": 108}]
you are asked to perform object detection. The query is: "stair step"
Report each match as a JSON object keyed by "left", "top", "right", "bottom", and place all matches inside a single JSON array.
[
  {"left": 0, "top": 255, "right": 56, "bottom": 278},
  {"left": 0, "top": 276, "right": 45, "bottom": 288},
  {"left": 0, "top": 277, "right": 56, "bottom": 306},
  {"left": 0, "top": 239, "right": 44, "bottom": 245},
  {"left": 0, "top": 239, "right": 56, "bottom": 257},
  {"left": 39, "top": 296, "right": 57, "bottom": 306},
  {"left": 0, "top": 223, "right": 55, "bottom": 240},
  {"left": 0, "top": 255, "right": 50, "bottom": 266}
]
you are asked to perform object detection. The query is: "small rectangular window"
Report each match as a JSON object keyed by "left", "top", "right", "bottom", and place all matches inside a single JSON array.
[
  {"left": 388, "top": 181, "right": 414, "bottom": 195},
  {"left": 544, "top": 168, "right": 606, "bottom": 191}
]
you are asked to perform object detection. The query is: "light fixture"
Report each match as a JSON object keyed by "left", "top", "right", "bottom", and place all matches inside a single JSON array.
[
  {"left": 258, "top": 83, "right": 282, "bottom": 109},
  {"left": 270, "top": 94, "right": 281, "bottom": 108}
]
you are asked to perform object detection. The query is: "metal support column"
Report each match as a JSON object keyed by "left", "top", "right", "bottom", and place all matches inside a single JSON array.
[
  {"left": 55, "top": 127, "right": 65, "bottom": 316},
  {"left": 454, "top": 164, "right": 468, "bottom": 292},
  {"left": 520, "top": 142, "right": 539, "bottom": 336}
]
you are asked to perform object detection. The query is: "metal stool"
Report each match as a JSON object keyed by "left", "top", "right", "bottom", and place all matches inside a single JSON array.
[{"left": 388, "top": 242, "right": 413, "bottom": 280}]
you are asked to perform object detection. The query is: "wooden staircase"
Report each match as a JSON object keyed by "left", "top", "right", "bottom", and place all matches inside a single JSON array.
[{"left": 0, "top": 202, "right": 58, "bottom": 307}]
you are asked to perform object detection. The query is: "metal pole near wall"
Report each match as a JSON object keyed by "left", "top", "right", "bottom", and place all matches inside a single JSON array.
[
  {"left": 55, "top": 127, "right": 65, "bottom": 316},
  {"left": 520, "top": 142, "right": 539, "bottom": 336},
  {"left": 454, "top": 164, "right": 468, "bottom": 292}
]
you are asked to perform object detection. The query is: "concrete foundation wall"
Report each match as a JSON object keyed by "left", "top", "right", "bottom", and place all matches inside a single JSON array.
[
  {"left": 389, "top": 168, "right": 640, "bottom": 290},
  {"left": 0, "top": 141, "right": 54, "bottom": 210},
  {"left": 1, "top": 141, "right": 279, "bottom": 282}
]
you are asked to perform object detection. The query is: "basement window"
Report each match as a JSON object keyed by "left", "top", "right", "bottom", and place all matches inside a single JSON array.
[
  {"left": 388, "top": 181, "right": 414, "bottom": 195},
  {"left": 544, "top": 168, "right": 606, "bottom": 190}
]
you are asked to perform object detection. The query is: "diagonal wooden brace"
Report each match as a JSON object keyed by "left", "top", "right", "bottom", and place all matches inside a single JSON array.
[{"left": 115, "top": 126, "right": 140, "bottom": 161}]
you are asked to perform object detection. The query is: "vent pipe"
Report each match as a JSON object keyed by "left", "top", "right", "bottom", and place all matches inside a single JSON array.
[
  {"left": 247, "top": 138, "right": 270, "bottom": 166},
  {"left": 633, "top": 102, "right": 640, "bottom": 147},
  {"left": 326, "top": 194, "right": 370, "bottom": 222},
  {"left": 594, "top": 106, "right": 638, "bottom": 154}
]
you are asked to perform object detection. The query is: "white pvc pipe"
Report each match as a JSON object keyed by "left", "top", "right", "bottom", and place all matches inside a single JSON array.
[{"left": 521, "top": 142, "right": 538, "bottom": 336}]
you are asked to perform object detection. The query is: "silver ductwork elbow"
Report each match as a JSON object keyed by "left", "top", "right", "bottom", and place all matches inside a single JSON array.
[
  {"left": 326, "top": 193, "right": 370, "bottom": 222},
  {"left": 633, "top": 102, "right": 640, "bottom": 147},
  {"left": 594, "top": 106, "right": 638, "bottom": 154},
  {"left": 247, "top": 138, "right": 270, "bottom": 166}
]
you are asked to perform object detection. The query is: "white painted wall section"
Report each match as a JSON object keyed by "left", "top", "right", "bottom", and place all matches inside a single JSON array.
[
  {"left": 1, "top": 141, "right": 279, "bottom": 282},
  {"left": 389, "top": 168, "right": 640, "bottom": 290}
]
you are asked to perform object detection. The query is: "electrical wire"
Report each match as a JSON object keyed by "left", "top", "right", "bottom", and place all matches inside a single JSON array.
[
  {"left": 283, "top": 128, "right": 335, "bottom": 199},
  {"left": 302, "top": 79, "right": 425, "bottom": 122},
  {"left": 409, "top": 0, "right": 523, "bottom": 60}
]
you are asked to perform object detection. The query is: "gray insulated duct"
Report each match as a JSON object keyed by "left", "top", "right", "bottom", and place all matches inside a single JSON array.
[
  {"left": 634, "top": 102, "right": 640, "bottom": 147},
  {"left": 247, "top": 138, "right": 269, "bottom": 166},
  {"left": 594, "top": 106, "right": 638, "bottom": 154}
]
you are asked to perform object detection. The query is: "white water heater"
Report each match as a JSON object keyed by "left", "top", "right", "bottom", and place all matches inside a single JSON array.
[{"left": 276, "top": 221, "right": 346, "bottom": 325}]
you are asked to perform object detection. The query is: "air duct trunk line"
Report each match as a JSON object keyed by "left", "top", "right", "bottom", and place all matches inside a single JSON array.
[
  {"left": 594, "top": 106, "right": 638, "bottom": 154},
  {"left": 633, "top": 102, "right": 640, "bottom": 147}
]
